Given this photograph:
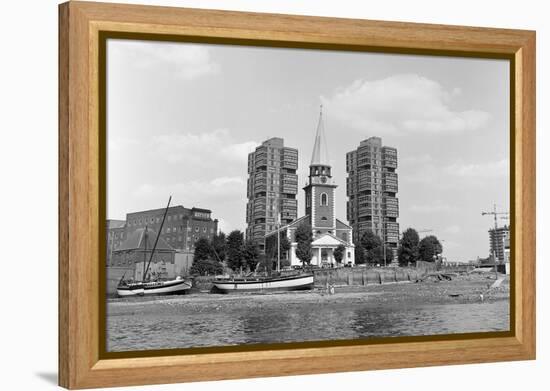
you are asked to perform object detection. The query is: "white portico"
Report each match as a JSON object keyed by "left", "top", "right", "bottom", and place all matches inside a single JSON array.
[{"left": 310, "top": 232, "right": 355, "bottom": 266}]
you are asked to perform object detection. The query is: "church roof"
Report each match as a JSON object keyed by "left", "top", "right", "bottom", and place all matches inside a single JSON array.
[
  {"left": 336, "top": 218, "right": 352, "bottom": 229},
  {"left": 265, "top": 216, "right": 352, "bottom": 239},
  {"left": 310, "top": 105, "right": 331, "bottom": 167},
  {"left": 265, "top": 215, "right": 310, "bottom": 238},
  {"left": 311, "top": 232, "right": 352, "bottom": 247}
]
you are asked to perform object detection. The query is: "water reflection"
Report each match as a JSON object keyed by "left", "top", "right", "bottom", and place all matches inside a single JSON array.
[{"left": 107, "top": 301, "right": 509, "bottom": 352}]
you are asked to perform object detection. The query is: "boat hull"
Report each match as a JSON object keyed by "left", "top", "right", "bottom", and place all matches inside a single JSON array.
[
  {"left": 117, "top": 278, "right": 192, "bottom": 297},
  {"left": 212, "top": 274, "right": 314, "bottom": 293}
]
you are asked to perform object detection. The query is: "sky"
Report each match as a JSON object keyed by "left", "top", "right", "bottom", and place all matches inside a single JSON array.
[{"left": 106, "top": 39, "right": 510, "bottom": 262}]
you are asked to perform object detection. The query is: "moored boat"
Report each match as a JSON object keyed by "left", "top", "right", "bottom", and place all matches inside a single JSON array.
[
  {"left": 116, "top": 196, "right": 193, "bottom": 297},
  {"left": 212, "top": 273, "right": 314, "bottom": 293},
  {"left": 117, "top": 276, "right": 192, "bottom": 297}
]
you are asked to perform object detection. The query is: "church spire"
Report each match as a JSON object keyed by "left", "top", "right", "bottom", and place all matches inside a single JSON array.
[{"left": 310, "top": 104, "right": 331, "bottom": 167}]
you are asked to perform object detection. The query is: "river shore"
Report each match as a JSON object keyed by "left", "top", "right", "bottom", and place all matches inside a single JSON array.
[
  {"left": 106, "top": 272, "right": 509, "bottom": 351},
  {"left": 107, "top": 272, "right": 509, "bottom": 316}
]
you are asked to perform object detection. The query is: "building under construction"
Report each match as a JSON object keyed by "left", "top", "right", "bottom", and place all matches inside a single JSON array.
[{"left": 489, "top": 225, "right": 509, "bottom": 263}]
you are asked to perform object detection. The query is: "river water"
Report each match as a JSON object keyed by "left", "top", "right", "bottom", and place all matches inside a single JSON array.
[{"left": 106, "top": 298, "right": 509, "bottom": 352}]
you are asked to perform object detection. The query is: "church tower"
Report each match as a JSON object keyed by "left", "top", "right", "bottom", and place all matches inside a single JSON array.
[{"left": 304, "top": 106, "right": 337, "bottom": 236}]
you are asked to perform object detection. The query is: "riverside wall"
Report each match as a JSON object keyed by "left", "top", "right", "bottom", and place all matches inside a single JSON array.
[
  {"left": 313, "top": 267, "right": 421, "bottom": 287},
  {"left": 190, "top": 266, "right": 427, "bottom": 292},
  {"left": 108, "top": 263, "right": 474, "bottom": 295}
]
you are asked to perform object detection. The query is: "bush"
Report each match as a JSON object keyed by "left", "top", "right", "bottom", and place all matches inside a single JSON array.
[{"left": 189, "top": 259, "right": 223, "bottom": 276}]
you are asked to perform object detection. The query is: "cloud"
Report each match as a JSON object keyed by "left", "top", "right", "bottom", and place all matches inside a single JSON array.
[
  {"left": 210, "top": 176, "right": 245, "bottom": 187},
  {"left": 109, "top": 39, "right": 219, "bottom": 80},
  {"left": 107, "top": 136, "right": 140, "bottom": 153},
  {"left": 152, "top": 129, "right": 258, "bottom": 164},
  {"left": 444, "top": 225, "right": 462, "bottom": 234},
  {"left": 445, "top": 159, "right": 508, "bottom": 178},
  {"left": 410, "top": 201, "right": 454, "bottom": 213},
  {"left": 136, "top": 176, "right": 245, "bottom": 200},
  {"left": 400, "top": 154, "right": 434, "bottom": 166},
  {"left": 403, "top": 158, "right": 508, "bottom": 186},
  {"left": 321, "top": 74, "right": 490, "bottom": 134},
  {"left": 134, "top": 176, "right": 247, "bottom": 233}
]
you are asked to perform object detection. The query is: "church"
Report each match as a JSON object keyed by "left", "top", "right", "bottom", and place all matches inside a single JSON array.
[{"left": 266, "top": 107, "right": 355, "bottom": 267}]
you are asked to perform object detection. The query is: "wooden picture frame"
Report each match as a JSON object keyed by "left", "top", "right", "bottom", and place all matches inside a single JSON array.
[{"left": 58, "top": 1, "right": 536, "bottom": 389}]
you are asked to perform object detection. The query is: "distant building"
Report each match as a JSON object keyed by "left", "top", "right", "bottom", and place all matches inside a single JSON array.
[
  {"left": 503, "top": 230, "right": 511, "bottom": 274},
  {"left": 489, "top": 225, "right": 509, "bottom": 263},
  {"left": 111, "top": 227, "right": 176, "bottom": 281},
  {"left": 125, "top": 206, "right": 218, "bottom": 252},
  {"left": 106, "top": 205, "right": 219, "bottom": 273},
  {"left": 266, "top": 108, "right": 354, "bottom": 267},
  {"left": 106, "top": 219, "right": 126, "bottom": 264},
  {"left": 346, "top": 136, "right": 399, "bottom": 258},
  {"left": 246, "top": 137, "right": 299, "bottom": 251}
]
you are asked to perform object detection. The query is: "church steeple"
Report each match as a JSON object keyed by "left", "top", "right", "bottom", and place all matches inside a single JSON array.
[
  {"left": 310, "top": 104, "right": 331, "bottom": 168},
  {"left": 304, "top": 105, "right": 337, "bottom": 232}
]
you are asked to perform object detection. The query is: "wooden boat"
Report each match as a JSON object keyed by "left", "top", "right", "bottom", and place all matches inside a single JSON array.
[
  {"left": 117, "top": 276, "right": 192, "bottom": 297},
  {"left": 212, "top": 273, "right": 314, "bottom": 293},
  {"left": 213, "top": 215, "right": 314, "bottom": 293},
  {"left": 116, "top": 196, "right": 192, "bottom": 297}
]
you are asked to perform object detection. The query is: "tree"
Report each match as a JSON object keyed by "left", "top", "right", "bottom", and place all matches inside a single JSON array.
[
  {"left": 418, "top": 235, "right": 443, "bottom": 263},
  {"left": 295, "top": 223, "right": 313, "bottom": 266},
  {"left": 265, "top": 230, "right": 292, "bottom": 268},
  {"left": 193, "top": 237, "right": 212, "bottom": 262},
  {"left": 226, "top": 230, "right": 245, "bottom": 271},
  {"left": 189, "top": 259, "right": 223, "bottom": 276},
  {"left": 210, "top": 232, "right": 227, "bottom": 262},
  {"left": 360, "top": 230, "right": 382, "bottom": 251},
  {"left": 334, "top": 244, "right": 345, "bottom": 265},
  {"left": 365, "top": 245, "right": 382, "bottom": 265},
  {"left": 256, "top": 254, "right": 271, "bottom": 274},
  {"left": 242, "top": 239, "right": 260, "bottom": 271},
  {"left": 280, "top": 234, "right": 291, "bottom": 258},
  {"left": 398, "top": 228, "right": 420, "bottom": 267},
  {"left": 354, "top": 245, "right": 366, "bottom": 265},
  {"left": 360, "top": 230, "right": 383, "bottom": 265}
]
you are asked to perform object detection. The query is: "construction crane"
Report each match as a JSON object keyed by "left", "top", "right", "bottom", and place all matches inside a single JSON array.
[
  {"left": 481, "top": 204, "right": 509, "bottom": 230},
  {"left": 481, "top": 204, "right": 509, "bottom": 277}
]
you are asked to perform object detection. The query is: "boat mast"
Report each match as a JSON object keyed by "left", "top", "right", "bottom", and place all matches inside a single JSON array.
[
  {"left": 143, "top": 196, "right": 172, "bottom": 281},
  {"left": 277, "top": 213, "right": 280, "bottom": 273},
  {"left": 142, "top": 226, "right": 148, "bottom": 281}
]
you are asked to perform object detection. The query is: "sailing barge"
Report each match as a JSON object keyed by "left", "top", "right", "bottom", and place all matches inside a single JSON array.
[
  {"left": 213, "top": 212, "right": 314, "bottom": 293},
  {"left": 117, "top": 276, "right": 192, "bottom": 297},
  {"left": 116, "top": 196, "right": 192, "bottom": 297},
  {"left": 212, "top": 273, "right": 314, "bottom": 293}
]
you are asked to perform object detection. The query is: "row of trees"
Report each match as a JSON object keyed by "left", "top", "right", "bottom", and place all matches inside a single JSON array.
[
  {"left": 353, "top": 230, "right": 394, "bottom": 266},
  {"left": 397, "top": 228, "right": 443, "bottom": 267},
  {"left": 190, "top": 230, "right": 261, "bottom": 275},
  {"left": 352, "top": 228, "right": 443, "bottom": 267},
  {"left": 190, "top": 226, "right": 443, "bottom": 274}
]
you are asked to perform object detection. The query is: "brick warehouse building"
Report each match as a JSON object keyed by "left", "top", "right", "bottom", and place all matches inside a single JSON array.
[
  {"left": 106, "top": 205, "right": 219, "bottom": 268},
  {"left": 346, "top": 137, "right": 399, "bottom": 258},
  {"left": 111, "top": 227, "right": 176, "bottom": 281},
  {"left": 106, "top": 219, "right": 126, "bottom": 262},
  {"left": 245, "top": 137, "right": 299, "bottom": 251},
  {"left": 125, "top": 205, "right": 219, "bottom": 252}
]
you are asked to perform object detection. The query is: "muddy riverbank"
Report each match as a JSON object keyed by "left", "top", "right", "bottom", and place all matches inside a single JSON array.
[{"left": 106, "top": 272, "right": 509, "bottom": 352}]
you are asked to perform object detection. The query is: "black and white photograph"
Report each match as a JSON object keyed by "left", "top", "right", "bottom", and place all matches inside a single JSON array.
[{"left": 105, "top": 39, "right": 510, "bottom": 352}]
